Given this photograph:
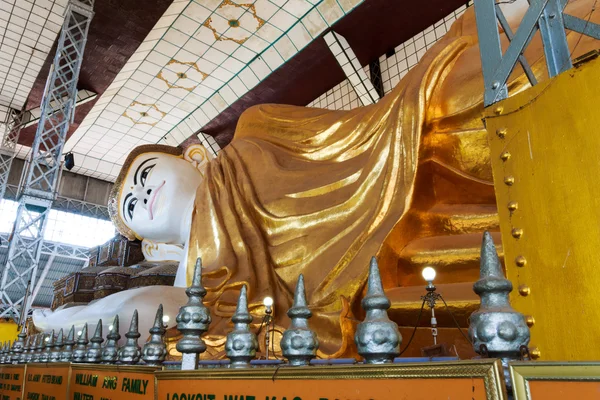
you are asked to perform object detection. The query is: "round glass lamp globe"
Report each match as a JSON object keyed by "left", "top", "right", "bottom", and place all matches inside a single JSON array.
[
  {"left": 163, "top": 315, "right": 170, "bottom": 323},
  {"left": 263, "top": 296, "right": 274, "bottom": 307},
  {"left": 422, "top": 266, "right": 436, "bottom": 282}
]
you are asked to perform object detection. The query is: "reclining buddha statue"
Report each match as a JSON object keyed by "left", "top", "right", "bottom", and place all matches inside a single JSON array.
[{"left": 33, "top": 0, "right": 600, "bottom": 357}]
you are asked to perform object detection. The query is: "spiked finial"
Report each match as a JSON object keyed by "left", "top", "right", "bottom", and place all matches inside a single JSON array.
[
  {"left": 30, "top": 335, "right": 41, "bottom": 363},
  {"left": 118, "top": 310, "right": 141, "bottom": 364},
  {"left": 225, "top": 286, "right": 258, "bottom": 368},
  {"left": 19, "top": 336, "right": 31, "bottom": 364},
  {"left": 11, "top": 330, "right": 26, "bottom": 364},
  {"left": 85, "top": 320, "right": 104, "bottom": 363},
  {"left": 49, "top": 329, "right": 64, "bottom": 363},
  {"left": 72, "top": 323, "right": 89, "bottom": 363},
  {"left": 60, "top": 326, "right": 76, "bottom": 362},
  {"left": 101, "top": 315, "right": 120, "bottom": 364},
  {"left": 176, "top": 258, "right": 211, "bottom": 370},
  {"left": 39, "top": 331, "right": 54, "bottom": 363},
  {"left": 27, "top": 335, "right": 36, "bottom": 363},
  {"left": 0, "top": 341, "right": 7, "bottom": 364},
  {"left": 469, "top": 232, "right": 530, "bottom": 356},
  {"left": 4, "top": 341, "right": 10, "bottom": 364},
  {"left": 6, "top": 341, "right": 13, "bottom": 364},
  {"left": 355, "top": 257, "right": 401, "bottom": 364},
  {"left": 142, "top": 305, "right": 167, "bottom": 366},
  {"left": 281, "top": 274, "right": 318, "bottom": 366}
]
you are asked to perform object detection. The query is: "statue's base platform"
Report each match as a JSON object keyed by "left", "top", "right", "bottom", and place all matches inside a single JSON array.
[{"left": 0, "top": 360, "right": 599, "bottom": 399}]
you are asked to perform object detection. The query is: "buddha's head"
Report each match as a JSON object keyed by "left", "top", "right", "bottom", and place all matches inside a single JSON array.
[{"left": 108, "top": 143, "right": 211, "bottom": 249}]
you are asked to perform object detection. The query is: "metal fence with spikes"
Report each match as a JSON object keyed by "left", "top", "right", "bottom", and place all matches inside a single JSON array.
[{"left": 0, "top": 0, "right": 95, "bottom": 322}]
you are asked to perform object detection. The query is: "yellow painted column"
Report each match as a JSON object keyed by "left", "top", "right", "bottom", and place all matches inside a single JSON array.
[
  {"left": 0, "top": 320, "right": 19, "bottom": 344},
  {"left": 484, "top": 55, "right": 600, "bottom": 361}
]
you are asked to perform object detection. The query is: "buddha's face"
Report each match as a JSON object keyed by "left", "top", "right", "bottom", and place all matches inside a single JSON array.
[{"left": 119, "top": 152, "right": 202, "bottom": 244}]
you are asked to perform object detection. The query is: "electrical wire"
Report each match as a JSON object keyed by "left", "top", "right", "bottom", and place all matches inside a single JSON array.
[
  {"left": 398, "top": 298, "right": 427, "bottom": 356},
  {"left": 439, "top": 294, "right": 473, "bottom": 346}
]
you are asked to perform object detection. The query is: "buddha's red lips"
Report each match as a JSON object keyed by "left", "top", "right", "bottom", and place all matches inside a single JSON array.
[{"left": 148, "top": 180, "right": 165, "bottom": 220}]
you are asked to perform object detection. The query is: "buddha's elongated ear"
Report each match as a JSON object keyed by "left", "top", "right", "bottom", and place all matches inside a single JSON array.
[
  {"left": 183, "top": 144, "right": 212, "bottom": 174},
  {"left": 141, "top": 239, "right": 184, "bottom": 262}
]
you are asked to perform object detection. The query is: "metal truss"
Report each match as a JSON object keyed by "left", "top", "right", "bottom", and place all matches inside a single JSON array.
[
  {"left": 52, "top": 195, "right": 110, "bottom": 220},
  {"left": 4, "top": 184, "right": 110, "bottom": 220},
  {"left": 474, "top": 0, "right": 600, "bottom": 106},
  {"left": 0, "top": 233, "right": 88, "bottom": 261},
  {"left": 21, "top": 89, "right": 97, "bottom": 129},
  {"left": 0, "top": 0, "right": 95, "bottom": 322},
  {"left": 0, "top": 109, "right": 24, "bottom": 202}
]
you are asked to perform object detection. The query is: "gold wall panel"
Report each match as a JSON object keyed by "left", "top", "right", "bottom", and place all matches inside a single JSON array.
[{"left": 484, "top": 55, "right": 600, "bottom": 361}]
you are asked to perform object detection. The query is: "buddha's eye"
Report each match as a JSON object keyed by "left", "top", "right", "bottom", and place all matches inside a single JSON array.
[
  {"left": 140, "top": 164, "right": 155, "bottom": 187},
  {"left": 127, "top": 198, "right": 138, "bottom": 220}
]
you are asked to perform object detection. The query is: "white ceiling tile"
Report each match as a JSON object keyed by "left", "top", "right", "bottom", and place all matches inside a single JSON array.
[
  {"left": 285, "top": 0, "right": 312, "bottom": 18},
  {"left": 164, "top": 28, "right": 189, "bottom": 47},
  {"left": 155, "top": 14, "right": 178, "bottom": 29},
  {"left": 253, "top": 0, "right": 279, "bottom": 20},
  {"left": 243, "top": 34, "right": 269, "bottom": 54},
  {"left": 249, "top": 57, "right": 271, "bottom": 80},
  {"left": 302, "top": 9, "right": 327, "bottom": 38},
  {"left": 287, "top": 24, "right": 311, "bottom": 50},
  {"left": 184, "top": 116, "right": 201, "bottom": 132},
  {"left": 139, "top": 61, "right": 162, "bottom": 76},
  {"left": 210, "top": 67, "right": 234, "bottom": 82},
  {"left": 173, "top": 14, "right": 198, "bottom": 36},
  {"left": 203, "top": 47, "right": 228, "bottom": 65},
  {"left": 165, "top": 1, "right": 189, "bottom": 16},
  {"left": 176, "top": 99, "right": 196, "bottom": 113},
  {"left": 269, "top": 9, "right": 297, "bottom": 31},
  {"left": 231, "top": 45, "right": 255, "bottom": 63},
  {"left": 209, "top": 93, "right": 227, "bottom": 112},
  {"left": 237, "top": 67, "right": 260, "bottom": 89},
  {"left": 193, "top": 25, "right": 217, "bottom": 46},
  {"left": 200, "top": 101, "right": 219, "bottom": 119},
  {"left": 184, "top": 92, "right": 206, "bottom": 105},
  {"left": 155, "top": 40, "right": 180, "bottom": 58},
  {"left": 211, "top": 38, "right": 241, "bottom": 55},
  {"left": 317, "top": 0, "right": 344, "bottom": 25},
  {"left": 273, "top": 34, "right": 296, "bottom": 59},
  {"left": 219, "top": 85, "right": 237, "bottom": 105},
  {"left": 184, "top": 2, "right": 212, "bottom": 23},
  {"left": 192, "top": 84, "right": 214, "bottom": 98},
  {"left": 201, "top": 76, "right": 223, "bottom": 90},
  {"left": 261, "top": 47, "right": 284, "bottom": 71},
  {"left": 146, "top": 50, "right": 171, "bottom": 67},
  {"left": 146, "top": 27, "right": 168, "bottom": 41},
  {"left": 182, "top": 37, "right": 209, "bottom": 55}
]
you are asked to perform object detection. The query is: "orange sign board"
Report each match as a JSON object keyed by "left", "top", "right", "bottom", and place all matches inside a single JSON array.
[
  {"left": 528, "top": 381, "right": 600, "bottom": 399},
  {"left": 68, "top": 365, "right": 157, "bottom": 400},
  {"left": 23, "top": 363, "right": 71, "bottom": 400},
  {"left": 0, "top": 365, "right": 26, "bottom": 400},
  {"left": 510, "top": 362, "right": 600, "bottom": 400},
  {"left": 156, "top": 360, "right": 506, "bottom": 400}
]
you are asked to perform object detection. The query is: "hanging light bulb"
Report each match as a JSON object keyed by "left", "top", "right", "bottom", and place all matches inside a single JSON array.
[{"left": 422, "top": 266, "right": 436, "bottom": 283}]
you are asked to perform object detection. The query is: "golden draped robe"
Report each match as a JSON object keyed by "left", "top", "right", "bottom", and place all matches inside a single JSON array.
[
  {"left": 184, "top": 0, "right": 600, "bottom": 353},
  {"left": 185, "top": 34, "right": 469, "bottom": 353}
]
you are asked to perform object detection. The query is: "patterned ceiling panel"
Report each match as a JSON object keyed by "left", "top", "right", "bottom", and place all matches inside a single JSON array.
[
  {"left": 0, "top": 0, "right": 68, "bottom": 110},
  {"left": 64, "top": 0, "right": 364, "bottom": 181}
]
